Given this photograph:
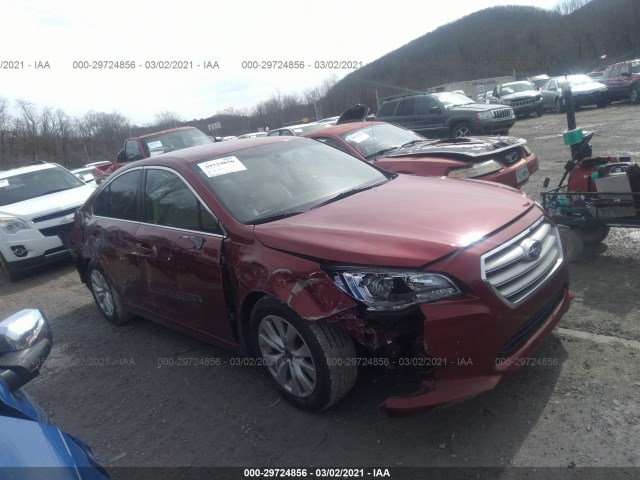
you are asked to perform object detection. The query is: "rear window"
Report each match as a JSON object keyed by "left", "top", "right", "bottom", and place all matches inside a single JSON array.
[{"left": 376, "top": 100, "right": 399, "bottom": 117}]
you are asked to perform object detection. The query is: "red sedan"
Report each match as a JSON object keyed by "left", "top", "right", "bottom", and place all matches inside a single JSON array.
[
  {"left": 305, "top": 121, "right": 538, "bottom": 189},
  {"left": 70, "top": 136, "right": 570, "bottom": 416}
]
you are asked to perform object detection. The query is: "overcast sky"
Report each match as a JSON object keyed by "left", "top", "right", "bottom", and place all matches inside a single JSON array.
[{"left": 2, "top": 0, "right": 562, "bottom": 125}]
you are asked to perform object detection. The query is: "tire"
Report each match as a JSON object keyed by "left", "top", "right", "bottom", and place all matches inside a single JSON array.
[
  {"left": 250, "top": 297, "right": 357, "bottom": 412},
  {"left": 555, "top": 98, "right": 565, "bottom": 114},
  {"left": 559, "top": 227, "right": 584, "bottom": 262},
  {"left": 630, "top": 85, "right": 640, "bottom": 104},
  {"left": 0, "top": 252, "right": 19, "bottom": 282},
  {"left": 88, "top": 263, "right": 134, "bottom": 325},
  {"left": 578, "top": 224, "right": 610, "bottom": 244},
  {"left": 451, "top": 122, "right": 473, "bottom": 138}
]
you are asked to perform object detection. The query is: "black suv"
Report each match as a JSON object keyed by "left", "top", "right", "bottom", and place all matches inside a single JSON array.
[
  {"left": 491, "top": 81, "right": 544, "bottom": 118},
  {"left": 374, "top": 92, "right": 515, "bottom": 139}
]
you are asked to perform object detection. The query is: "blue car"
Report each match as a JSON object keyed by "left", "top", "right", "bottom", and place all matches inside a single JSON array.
[{"left": 0, "top": 309, "right": 109, "bottom": 479}]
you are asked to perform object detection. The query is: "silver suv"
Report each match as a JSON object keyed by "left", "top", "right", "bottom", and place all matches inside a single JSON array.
[{"left": 0, "top": 163, "right": 95, "bottom": 281}]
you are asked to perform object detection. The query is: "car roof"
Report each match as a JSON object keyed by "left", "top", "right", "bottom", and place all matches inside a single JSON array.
[
  {"left": 381, "top": 92, "right": 429, "bottom": 102},
  {"left": 501, "top": 81, "right": 533, "bottom": 86},
  {"left": 133, "top": 126, "right": 203, "bottom": 140},
  {"left": 272, "top": 122, "right": 321, "bottom": 131},
  {"left": 130, "top": 136, "right": 309, "bottom": 166},
  {"left": 0, "top": 163, "right": 58, "bottom": 179}
]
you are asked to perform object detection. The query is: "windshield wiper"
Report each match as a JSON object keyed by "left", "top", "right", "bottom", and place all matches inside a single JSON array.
[
  {"left": 311, "top": 183, "right": 383, "bottom": 210},
  {"left": 400, "top": 139, "right": 425, "bottom": 148},
  {"left": 251, "top": 211, "right": 305, "bottom": 225},
  {"left": 41, "top": 188, "right": 73, "bottom": 195},
  {"left": 365, "top": 147, "right": 398, "bottom": 160}
]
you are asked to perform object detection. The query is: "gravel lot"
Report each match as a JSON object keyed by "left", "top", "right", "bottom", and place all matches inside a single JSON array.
[{"left": 0, "top": 103, "right": 639, "bottom": 479}]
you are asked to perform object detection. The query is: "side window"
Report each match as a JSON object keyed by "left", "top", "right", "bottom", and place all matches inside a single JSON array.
[
  {"left": 397, "top": 98, "right": 416, "bottom": 116},
  {"left": 416, "top": 96, "right": 437, "bottom": 114},
  {"left": 280, "top": 130, "right": 294, "bottom": 136},
  {"left": 620, "top": 64, "right": 629, "bottom": 76},
  {"left": 143, "top": 169, "right": 222, "bottom": 235},
  {"left": 611, "top": 66, "right": 621, "bottom": 77},
  {"left": 376, "top": 100, "right": 398, "bottom": 117},
  {"left": 124, "top": 140, "right": 142, "bottom": 161},
  {"left": 93, "top": 170, "right": 141, "bottom": 221}
]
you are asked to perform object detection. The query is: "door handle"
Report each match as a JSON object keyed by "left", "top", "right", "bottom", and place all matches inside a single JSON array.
[{"left": 175, "top": 235, "right": 204, "bottom": 250}]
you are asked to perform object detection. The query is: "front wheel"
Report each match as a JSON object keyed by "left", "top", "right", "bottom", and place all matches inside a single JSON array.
[
  {"left": 559, "top": 227, "right": 584, "bottom": 262},
  {"left": 250, "top": 297, "right": 357, "bottom": 412},
  {"left": 630, "top": 85, "right": 640, "bottom": 104},
  {"left": 0, "top": 252, "right": 19, "bottom": 282},
  {"left": 88, "top": 263, "right": 134, "bottom": 325},
  {"left": 578, "top": 224, "right": 610, "bottom": 244},
  {"left": 451, "top": 122, "right": 473, "bottom": 138}
]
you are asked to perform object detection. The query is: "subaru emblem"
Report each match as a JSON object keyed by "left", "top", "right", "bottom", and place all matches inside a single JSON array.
[{"left": 521, "top": 239, "right": 543, "bottom": 261}]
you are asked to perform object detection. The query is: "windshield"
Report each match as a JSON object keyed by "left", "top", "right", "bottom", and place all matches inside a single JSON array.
[
  {"left": 432, "top": 92, "right": 474, "bottom": 107},
  {"left": 0, "top": 166, "right": 85, "bottom": 206},
  {"left": 141, "top": 128, "right": 213, "bottom": 157},
  {"left": 501, "top": 82, "right": 535, "bottom": 94},
  {"left": 340, "top": 123, "right": 425, "bottom": 160},
  {"left": 192, "top": 139, "right": 389, "bottom": 224}
]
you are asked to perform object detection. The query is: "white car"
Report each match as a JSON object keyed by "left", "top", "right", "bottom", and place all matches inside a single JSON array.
[
  {"left": 0, "top": 163, "right": 95, "bottom": 281},
  {"left": 70, "top": 166, "right": 98, "bottom": 186}
]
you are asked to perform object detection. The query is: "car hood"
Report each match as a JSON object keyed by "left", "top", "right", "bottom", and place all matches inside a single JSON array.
[
  {"left": 0, "top": 185, "right": 95, "bottom": 218},
  {"left": 0, "top": 416, "right": 107, "bottom": 474},
  {"left": 449, "top": 103, "right": 509, "bottom": 112},
  {"left": 337, "top": 104, "right": 370, "bottom": 124},
  {"left": 501, "top": 91, "right": 540, "bottom": 101},
  {"left": 571, "top": 83, "right": 606, "bottom": 94},
  {"left": 254, "top": 175, "right": 537, "bottom": 267},
  {"left": 385, "top": 136, "right": 526, "bottom": 160}
]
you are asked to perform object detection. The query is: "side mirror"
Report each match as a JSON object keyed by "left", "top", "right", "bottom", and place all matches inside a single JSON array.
[
  {"left": 429, "top": 107, "right": 442, "bottom": 114},
  {"left": 116, "top": 150, "right": 126, "bottom": 162},
  {"left": 0, "top": 309, "right": 52, "bottom": 391}
]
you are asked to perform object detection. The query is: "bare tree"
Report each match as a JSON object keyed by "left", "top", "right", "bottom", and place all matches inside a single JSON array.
[
  {"left": 554, "top": 0, "right": 591, "bottom": 15},
  {"left": 154, "top": 110, "right": 184, "bottom": 129}
]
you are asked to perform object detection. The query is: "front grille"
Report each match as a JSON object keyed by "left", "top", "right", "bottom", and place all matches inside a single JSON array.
[
  {"left": 492, "top": 108, "right": 513, "bottom": 119},
  {"left": 32, "top": 206, "right": 80, "bottom": 224},
  {"left": 511, "top": 98, "right": 535, "bottom": 107},
  {"left": 39, "top": 222, "right": 73, "bottom": 238},
  {"left": 481, "top": 218, "right": 563, "bottom": 305},
  {"left": 496, "top": 289, "right": 564, "bottom": 359}
]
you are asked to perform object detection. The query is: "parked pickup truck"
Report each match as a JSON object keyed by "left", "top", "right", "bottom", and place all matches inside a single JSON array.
[
  {"left": 599, "top": 59, "right": 640, "bottom": 104},
  {"left": 93, "top": 126, "right": 213, "bottom": 183}
]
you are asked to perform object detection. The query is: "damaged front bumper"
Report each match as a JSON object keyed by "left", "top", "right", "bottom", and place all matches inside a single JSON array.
[{"left": 378, "top": 286, "right": 574, "bottom": 417}]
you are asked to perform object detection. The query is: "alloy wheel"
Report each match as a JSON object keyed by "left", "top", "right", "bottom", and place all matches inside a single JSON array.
[
  {"left": 258, "top": 315, "right": 317, "bottom": 398},
  {"left": 90, "top": 269, "right": 115, "bottom": 317}
]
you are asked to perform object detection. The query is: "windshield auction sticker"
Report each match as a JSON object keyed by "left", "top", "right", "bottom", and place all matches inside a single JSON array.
[
  {"left": 199, "top": 156, "right": 247, "bottom": 177},
  {"left": 345, "top": 131, "right": 371, "bottom": 143}
]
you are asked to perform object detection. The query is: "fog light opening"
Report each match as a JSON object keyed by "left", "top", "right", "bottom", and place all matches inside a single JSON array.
[{"left": 11, "top": 245, "right": 28, "bottom": 258}]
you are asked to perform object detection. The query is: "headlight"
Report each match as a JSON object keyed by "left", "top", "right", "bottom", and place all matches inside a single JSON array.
[
  {"left": 476, "top": 111, "right": 494, "bottom": 120},
  {"left": 0, "top": 217, "right": 30, "bottom": 234},
  {"left": 447, "top": 160, "right": 502, "bottom": 179},
  {"left": 330, "top": 268, "right": 462, "bottom": 312}
]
